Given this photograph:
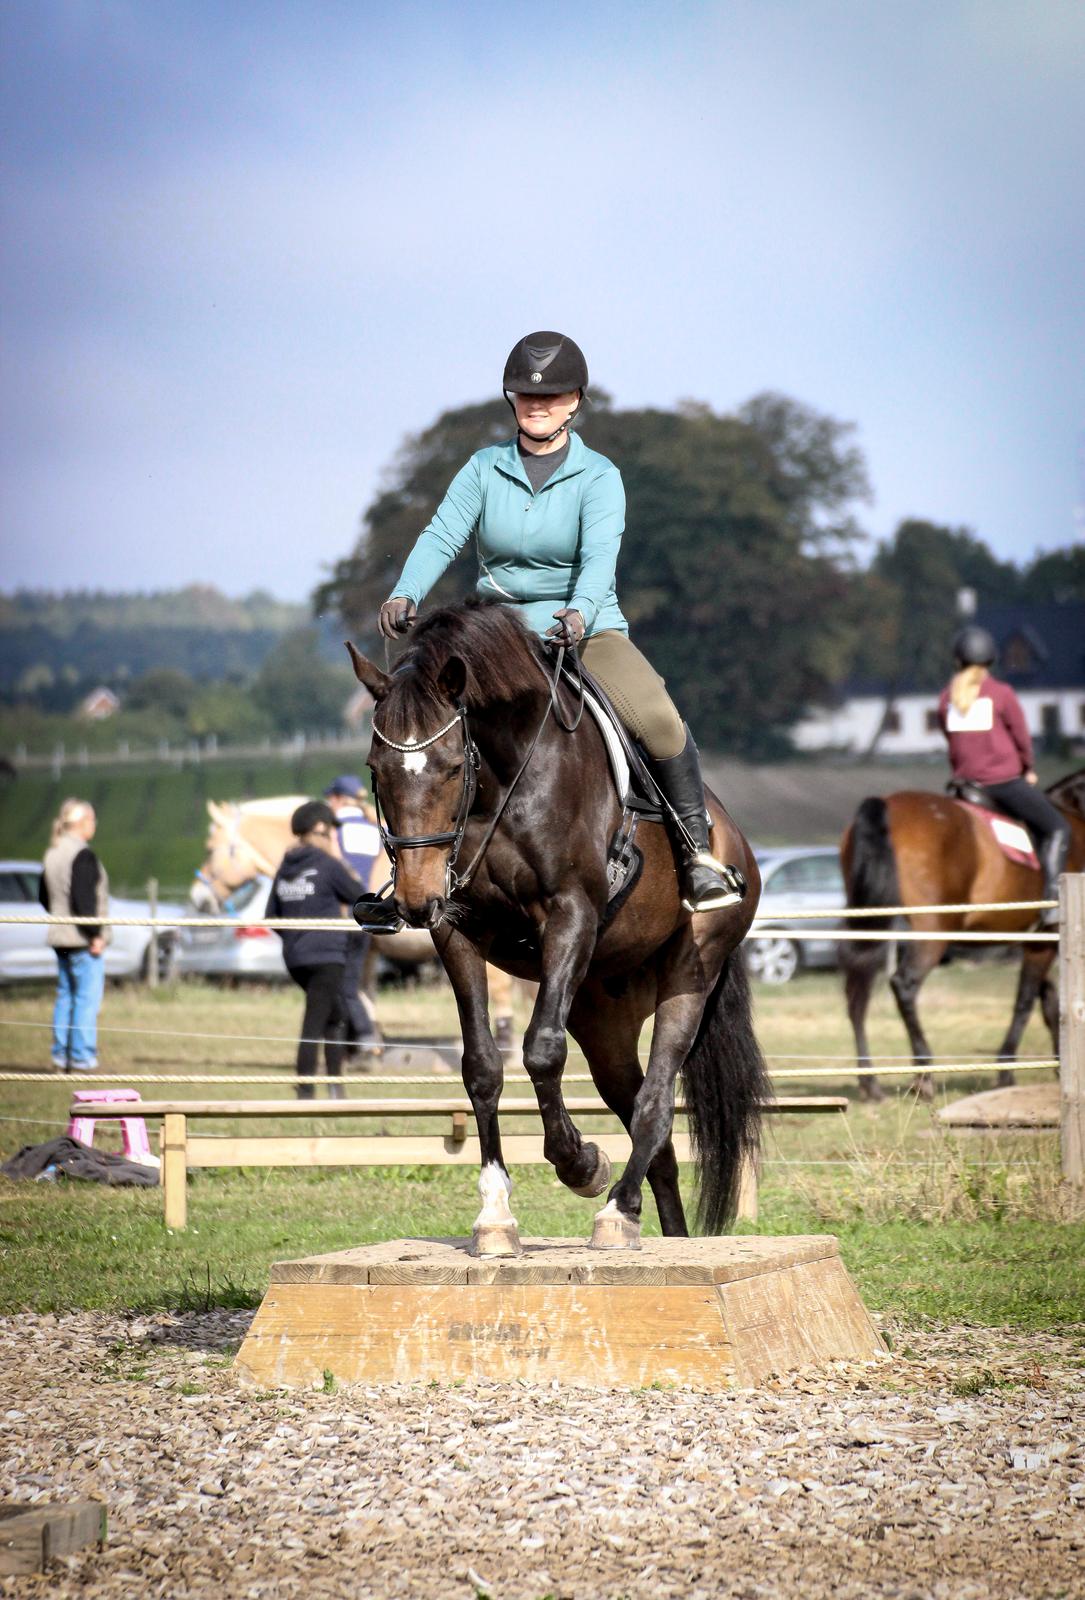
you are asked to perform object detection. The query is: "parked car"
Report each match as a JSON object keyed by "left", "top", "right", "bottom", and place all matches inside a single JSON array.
[
  {"left": 174, "top": 875, "right": 439, "bottom": 984},
  {"left": 745, "top": 846, "right": 846, "bottom": 985},
  {"left": 174, "top": 876, "right": 289, "bottom": 981},
  {"left": 0, "top": 858, "right": 183, "bottom": 984}
]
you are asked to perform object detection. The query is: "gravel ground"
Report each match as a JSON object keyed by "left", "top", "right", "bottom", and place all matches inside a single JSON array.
[{"left": 1, "top": 1312, "right": 1083, "bottom": 1600}]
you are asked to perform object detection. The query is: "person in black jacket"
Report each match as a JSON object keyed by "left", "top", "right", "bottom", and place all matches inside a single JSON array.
[{"left": 266, "top": 801, "right": 361, "bottom": 1100}]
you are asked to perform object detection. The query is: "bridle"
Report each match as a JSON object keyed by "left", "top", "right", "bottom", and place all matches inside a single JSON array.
[
  {"left": 368, "top": 643, "right": 583, "bottom": 904},
  {"left": 369, "top": 706, "right": 481, "bottom": 898}
]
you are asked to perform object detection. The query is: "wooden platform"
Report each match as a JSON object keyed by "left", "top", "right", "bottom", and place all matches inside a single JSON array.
[
  {"left": 235, "top": 1235, "right": 884, "bottom": 1390},
  {"left": 936, "top": 1082, "right": 1059, "bottom": 1130}
]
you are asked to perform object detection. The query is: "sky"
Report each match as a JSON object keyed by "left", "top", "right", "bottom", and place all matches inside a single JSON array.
[{"left": 2, "top": 0, "right": 1083, "bottom": 604}]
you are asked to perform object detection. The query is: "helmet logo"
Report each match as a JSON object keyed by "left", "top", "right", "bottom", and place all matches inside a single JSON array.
[{"left": 530, "top": 372, "right": 542, "bottom": 384}]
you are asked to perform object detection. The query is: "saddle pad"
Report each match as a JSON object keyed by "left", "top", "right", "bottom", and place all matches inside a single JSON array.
[
  {"left": 581, "top": 687, "right": 631, "bottom": 802},
  {"left": 958, "top": 801, "right": 1039, "bottom": 869}
]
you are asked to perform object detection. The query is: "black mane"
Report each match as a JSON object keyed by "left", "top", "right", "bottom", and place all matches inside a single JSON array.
[{"left": 377, "top": 598, "right": 547, "bottom": 741}]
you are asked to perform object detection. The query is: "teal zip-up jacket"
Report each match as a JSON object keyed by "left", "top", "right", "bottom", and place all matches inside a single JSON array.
[{"left": 389, "top": 432, "right": 629, "bottom": 638}]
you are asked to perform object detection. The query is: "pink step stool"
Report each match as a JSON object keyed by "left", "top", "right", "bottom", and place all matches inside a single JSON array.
[{"left": 67, "top": 1088, "right": 154, "bottom": 1164}]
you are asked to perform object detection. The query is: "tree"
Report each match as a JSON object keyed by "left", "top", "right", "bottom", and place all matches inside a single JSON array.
[
  {"left": 126, "top": 667, "right": 198, "bottom": 720},
  {"left": 854, "top": 519, "right": 1023, "bottom": 754},
  {"left": 1020, "top": 545, "right": 1085, "bottom": 603},
  {"left": 317, "top": 392, "right": 872, "bottom": 754},
  {"left": 252, "top": 628, "right": 355, "bottom": 735}
]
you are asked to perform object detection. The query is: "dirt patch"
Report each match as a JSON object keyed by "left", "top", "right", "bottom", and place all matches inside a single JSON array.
[{"left": 1, "top": 1312, "right": 1082, "bottom": 1599}]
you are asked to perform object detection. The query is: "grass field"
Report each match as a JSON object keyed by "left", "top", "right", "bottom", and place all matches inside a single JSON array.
[
  {"left": 1, "top": 960, "right": 1080, "bottom": 1328},
  {"left": 2, "top": 751, "right": 1070, "bottom": 894}
]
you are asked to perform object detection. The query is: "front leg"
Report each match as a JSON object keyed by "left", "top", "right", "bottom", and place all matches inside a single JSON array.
[
  {"left": 435, "top": 925, "right": 521, "bottom": 1256},
  {"left": 522, "top": 891, "right": 611, "bottom": 1198}
]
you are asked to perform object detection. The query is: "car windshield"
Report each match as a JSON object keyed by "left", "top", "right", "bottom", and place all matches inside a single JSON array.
[{"left": 763, "top": 855, "right": 844, "bottom": 895}]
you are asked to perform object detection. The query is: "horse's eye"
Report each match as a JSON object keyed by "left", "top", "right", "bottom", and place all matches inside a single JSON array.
[{"left": 448, "top": 764, "right": 463, "bottom": 779}]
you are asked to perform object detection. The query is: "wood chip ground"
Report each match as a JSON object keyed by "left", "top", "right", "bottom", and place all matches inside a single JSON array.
[{"left": 1, "top": 1311, "right": 1082, "bottom": 1599}]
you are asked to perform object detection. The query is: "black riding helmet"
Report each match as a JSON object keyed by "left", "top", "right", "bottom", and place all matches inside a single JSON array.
[
  {"left": 503, "top": 331, "right": 588, "bottom": 396},
  {"left": 953, "top": 626, "right": 997, "bottom": 667}
]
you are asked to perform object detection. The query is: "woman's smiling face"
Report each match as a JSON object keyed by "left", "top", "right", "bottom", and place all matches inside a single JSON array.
[{"left": 512, "top": 388, "right": 581, "bottom": 444}]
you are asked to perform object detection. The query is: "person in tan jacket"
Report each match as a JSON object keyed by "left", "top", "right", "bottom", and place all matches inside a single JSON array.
[{"left": 39, "top": 798, "right": 110, "bottom": 1072}]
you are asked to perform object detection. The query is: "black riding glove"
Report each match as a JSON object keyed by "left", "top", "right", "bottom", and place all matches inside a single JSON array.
[
  {"left": 545, "top": 608, "right": 586, "bottom": 647},
  {"left": 378, "top": 597, "right": 417, "bottom": 639}
]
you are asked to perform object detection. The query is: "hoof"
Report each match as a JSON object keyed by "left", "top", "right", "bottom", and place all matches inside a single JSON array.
[
  {"left": 858, "top": 1078, "right": 886, "bottom": 1104},
  {"left": 996, "top": 1068, "right": 1016, "bottom": 1088},
  {"left": 590, "top": 1199, "right": 641, "bottom": 1251},
  {"left": 570, "top": 1146, "right": 612, "bottom": 1199},
  {"left": 906, "top": 1073, "right": 935, "bottom": 1103},
  {"left": 470, "top": 1222, "right": 523, "bottom": 1258}
]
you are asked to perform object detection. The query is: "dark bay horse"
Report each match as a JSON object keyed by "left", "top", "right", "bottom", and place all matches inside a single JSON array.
[
  {"left": 346, "top": 599, "right": 766, "bottom": 1253},
  {"left": 841, "top": 770, "right": 1085, "bottom": 1100}
]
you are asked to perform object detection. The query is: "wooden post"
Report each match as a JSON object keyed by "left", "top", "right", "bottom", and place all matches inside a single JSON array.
[
  {"left": 1060, "top": 873, "right": 1084, "bottom": 1186},
  {"left": 146, "top": 877, "right": 159, "bottom": 989},
  {"left": 162, "top": 1112, "right": 188, "bottom": 1229},
  {"left": 736, "top": 1153, "right": 759, "bottom": 1223}
]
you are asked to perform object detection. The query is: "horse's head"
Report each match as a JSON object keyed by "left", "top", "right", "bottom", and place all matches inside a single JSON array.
[
  {"left": 346, "top": 602, "right": 544, "bottom": 929},
  {"left": 191, "top": 800, "right": 278, "bottom": 913},
  {"left": 347, "top": 642, "right": 473, "bottom": 929}
]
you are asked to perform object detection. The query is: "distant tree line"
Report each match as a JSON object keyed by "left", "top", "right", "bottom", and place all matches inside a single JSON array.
[{"left": 317, "top": 392, "right": 1083, "bottom": 756}]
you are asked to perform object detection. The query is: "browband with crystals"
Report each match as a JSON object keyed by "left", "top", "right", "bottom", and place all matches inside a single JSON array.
[{"left": 370, "top": 711, "right": 462, "bottom": 752}]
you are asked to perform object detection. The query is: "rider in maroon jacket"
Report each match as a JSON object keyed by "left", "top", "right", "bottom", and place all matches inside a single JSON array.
[{"left": 938, "top": 626, "right": 1070, "bottom": 926}]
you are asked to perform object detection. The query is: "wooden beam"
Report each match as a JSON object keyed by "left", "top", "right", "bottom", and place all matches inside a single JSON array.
[
  {"left": 71, "top": 1095, "right": 849, "bottom": 1120},
  {"left": 184, "top": 1130, "right": 664, "bottom": 1169},
  {"left": 1060, "top": 873, "right": 1084, "bottom": 1186},
  {"left": 0, "top": 1501, "right": 106, "bottom": 1577}
]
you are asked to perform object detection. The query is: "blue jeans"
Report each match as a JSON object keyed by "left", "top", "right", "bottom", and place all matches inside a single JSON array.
[{"left": 52, "top": 948, "right": 105, "bottom": 1068}]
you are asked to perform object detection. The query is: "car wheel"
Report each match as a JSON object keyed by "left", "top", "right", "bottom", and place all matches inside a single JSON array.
[{"left": 746, "top": 935, "right": 800, "bottom": 985}]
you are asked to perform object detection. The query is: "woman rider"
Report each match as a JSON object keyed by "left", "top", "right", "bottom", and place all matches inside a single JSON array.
[
  {"left": 377, "top": 330, "right": 746, "bottom": 914},
  {"left": 938, "top": 625, "right": 1070, "bottom": 926}
]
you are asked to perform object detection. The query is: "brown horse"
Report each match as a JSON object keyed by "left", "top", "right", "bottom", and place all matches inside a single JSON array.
[
  {"left": 346, "top": 599, "right": 766, "bottom": 1253},
  {"left": 840, "top": 770, "right": 1085, "bottom": 1100}
]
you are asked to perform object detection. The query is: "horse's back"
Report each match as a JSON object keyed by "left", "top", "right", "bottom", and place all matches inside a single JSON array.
[{"left": 874, "top": 789, "right": 1040, "bottom": 925}]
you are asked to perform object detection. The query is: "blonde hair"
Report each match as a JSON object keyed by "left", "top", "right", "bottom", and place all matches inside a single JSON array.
[
  {"left": 50, "top": 797, "right": 93, "bottom": 847},
  {"left": 949, "top": 664, "right": 988, "bottom": 716}
]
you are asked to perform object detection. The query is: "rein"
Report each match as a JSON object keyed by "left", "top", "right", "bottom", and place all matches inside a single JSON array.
[{"left": 369, "top": 642, "right": 581, "bottom": 901}]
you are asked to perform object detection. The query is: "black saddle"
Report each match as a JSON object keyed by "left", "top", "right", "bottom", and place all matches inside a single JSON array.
[{"left": 946, "top": 778, "right": 1003, "bottom": 815}]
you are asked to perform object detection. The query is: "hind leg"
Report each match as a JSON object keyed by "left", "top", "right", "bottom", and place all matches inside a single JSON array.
[
  {"left": 1041, "top": 965, "right": 1059, "bottom": 1062},
  {"left": 587, "top": 941, "right": 718, "bottom": 1249},
  {"left": 995, "top": 949, "right": 1054, "bottom": 1086},
  {"left": 888, "top": 935, "right": 947, "bottom": 1102},
  {"left": 844, "top": 957, "right": 886, "bottom": 1103},
  {"left": 568, "top": 980, "right": 689, "bottom": 1237}
]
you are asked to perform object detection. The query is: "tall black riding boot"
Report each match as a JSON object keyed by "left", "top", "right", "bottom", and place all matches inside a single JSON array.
[
  {"left": 648, "top": 727, "right": 747, "bottom": 913},
  {"left": 1038, "top": 827, "right": 1070, "bottom": 928}
]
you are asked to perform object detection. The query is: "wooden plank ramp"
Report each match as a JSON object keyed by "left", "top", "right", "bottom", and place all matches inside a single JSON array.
[{"left": 235, "top": 1235, "right": 884, "bottom": 1391}]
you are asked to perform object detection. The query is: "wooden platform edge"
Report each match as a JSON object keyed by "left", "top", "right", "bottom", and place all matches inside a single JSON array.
[
  {"left": 235, "top": 1237, "right": 885, "bottom": 1392},
  {"left": 0, "top": 1500, "right": 107, "bottom": 1577}
]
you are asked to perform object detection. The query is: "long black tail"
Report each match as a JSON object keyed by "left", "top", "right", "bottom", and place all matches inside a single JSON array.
[
  {"left": 841, "top": 795, "right": 900, "bottom": 976},
  {"left": 681, "top": 951, "right": 770, "bottom": 1233}
]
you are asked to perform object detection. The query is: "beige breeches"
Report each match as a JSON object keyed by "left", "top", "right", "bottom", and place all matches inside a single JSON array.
[{"left": 579, "top": 630, "right": 686, "bottom": 760}]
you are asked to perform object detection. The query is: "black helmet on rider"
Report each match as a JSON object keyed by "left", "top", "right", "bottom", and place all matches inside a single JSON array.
[
  {"left": 503, "top": 331, "right": 588, "bottom": 396},
  {"left": 953, "top": 626, "right": 997, "bottom": 667}
]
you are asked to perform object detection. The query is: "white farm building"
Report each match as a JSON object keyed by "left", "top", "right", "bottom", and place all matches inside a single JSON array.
[{"left": 792, "top": 603, "right": 1085, "bottom": 757}]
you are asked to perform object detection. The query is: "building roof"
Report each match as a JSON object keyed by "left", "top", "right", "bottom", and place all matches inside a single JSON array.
[{"left": 837, "top": 601, "right": 1085, "bottom": 698}]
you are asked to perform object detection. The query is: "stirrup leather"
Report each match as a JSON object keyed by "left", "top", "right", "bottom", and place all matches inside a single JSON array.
[{"left": 680, "top": 853, "right": 747, "bottom": 913}]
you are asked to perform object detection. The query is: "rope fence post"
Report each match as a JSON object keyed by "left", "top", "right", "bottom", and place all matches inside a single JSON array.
[{"left": 1060, "top": 873, "right": 1084, "bottom": 1187}]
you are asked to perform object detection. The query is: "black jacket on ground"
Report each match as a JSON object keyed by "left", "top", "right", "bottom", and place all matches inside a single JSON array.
[{"left": 266, "top": 844, "right": 359, "bottom": 970}]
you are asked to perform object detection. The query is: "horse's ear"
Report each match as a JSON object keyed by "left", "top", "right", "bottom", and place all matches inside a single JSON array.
[
  {"left": 207, "top": 800, "right": 227, "bottom": 825},
  {"left": 345, "top": 642, "right": 390, "bottom": 700},
  {"left": 438, "top": 655, "right": 467, "bottom": 703}
]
